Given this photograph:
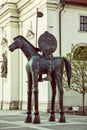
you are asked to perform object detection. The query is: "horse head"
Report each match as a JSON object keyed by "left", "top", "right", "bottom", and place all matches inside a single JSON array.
[
  {"left": 9, "top": 35, "right": 41, "bottom": 60},
  {"left": 9, "top": 35, "right": 24, "bottom": 52}
]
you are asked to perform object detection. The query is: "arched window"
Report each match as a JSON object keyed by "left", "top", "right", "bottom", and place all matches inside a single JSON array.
[{"left": 73, "top": 43, "right": 87, "bottom": 60}]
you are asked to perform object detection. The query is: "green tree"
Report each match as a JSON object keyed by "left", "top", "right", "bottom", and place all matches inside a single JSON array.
[{"left": 64, "top": 44, "right": 87, "bottom": 115}]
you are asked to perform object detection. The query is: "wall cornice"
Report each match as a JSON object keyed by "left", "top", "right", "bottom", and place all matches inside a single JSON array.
[
  {"left": 0, "top": 2, "right": 19, "bottom": 26},
  {"left": 46, "top": 0, "right": 59, "bottom": 10},
  {"left": 17, "top": 0, "right": 35, "bottom": 12},
  {"left": 61, "top": 0, "right": 87, "bottom": 7},
  {"left": 0, "top": 2, "right": 17, "bottom": 15}
]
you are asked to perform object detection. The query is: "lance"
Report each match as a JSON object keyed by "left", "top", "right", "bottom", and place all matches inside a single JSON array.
[{"left": 36, "top": 8, "right": 43, "bottom": 47}]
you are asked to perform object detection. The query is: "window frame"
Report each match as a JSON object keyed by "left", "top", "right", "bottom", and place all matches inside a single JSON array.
[{"left": 80, "top": 16, "right": 87, "bottom": 31}]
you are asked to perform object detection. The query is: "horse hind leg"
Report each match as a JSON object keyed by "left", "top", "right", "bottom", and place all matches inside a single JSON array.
[
  {"left": 49, "top": 75, "right": 56, "bottom": 122},
  {"left": 56, "top": 77, "right": 66, "bottom": 123}
]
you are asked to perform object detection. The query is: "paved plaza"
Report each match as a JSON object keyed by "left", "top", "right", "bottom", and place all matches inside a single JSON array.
[{"left": 0, "top": 110, "right": 87, "bottom": 130}]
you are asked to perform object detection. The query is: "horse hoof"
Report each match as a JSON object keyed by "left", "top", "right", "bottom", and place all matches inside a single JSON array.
[
  {"left": 59, "top": 115, "right": 66, "bottom": 123},
  {"left": 25, "top": 115, "right": 32, "bottom": 123},
  {"left": 49, "top": 114, "right": 55, "bottom": 122},
  {"left": 33, "top": 115, "right": 40, "bottom": 124}
]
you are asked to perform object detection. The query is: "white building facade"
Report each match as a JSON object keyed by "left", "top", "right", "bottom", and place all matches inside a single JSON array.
[{"left": 0, "top": 0, "right": 87, "bottom": 111}]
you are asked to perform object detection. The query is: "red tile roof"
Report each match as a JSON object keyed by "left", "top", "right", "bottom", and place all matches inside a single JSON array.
[{"left": 61, "top": 0, "right": 87, "bottom": 6}]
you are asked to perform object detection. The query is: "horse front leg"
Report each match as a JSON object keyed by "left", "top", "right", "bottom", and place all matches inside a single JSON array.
[
  {"left": 25, "top": 72, "right": 32, "bottom": 123},
  {"left": 56, "top": 77, "right": 66, "bottom": 123},
  {"left": 32, "top": 71, "right": 40, "bottom": 124},
  {"left": 49, "top": 75, "right": 56, "bottom": 122}
]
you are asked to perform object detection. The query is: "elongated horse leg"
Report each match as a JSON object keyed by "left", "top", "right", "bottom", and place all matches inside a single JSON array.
[
  {"left": 56, "top": 77, "right": 66, "bottom": 123},
  {"left": 25, "top": 72, "right": 32, "bottom": 123},
  {"left": 33, "top": 71, "right": 40, "bottom": 124},
  {"left": 49, "top": 75, "right": 56, "bottom": 121}
]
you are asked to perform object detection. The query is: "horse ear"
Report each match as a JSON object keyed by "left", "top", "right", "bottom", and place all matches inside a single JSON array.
[
  {"left": 13, "top": 37, "right": 16, "bottom": 41},
  {"left": 17, "top": 36, "right": 23, "bottom": 48},
  {"left": 19, "top": 35, "right": 22, "bottom": 39},
  {"left": 13, "top": 35, "right": 22, "bottom": 41}
]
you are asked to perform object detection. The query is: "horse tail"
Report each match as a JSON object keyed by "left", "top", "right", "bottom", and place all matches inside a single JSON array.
[{"left": 63, "top": 57, "right": 71, "bottom": 87}]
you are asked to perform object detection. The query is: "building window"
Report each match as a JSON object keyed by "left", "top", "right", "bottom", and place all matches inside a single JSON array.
[{"left": 80, "top": 16, "right": 87, "bottom": 31}]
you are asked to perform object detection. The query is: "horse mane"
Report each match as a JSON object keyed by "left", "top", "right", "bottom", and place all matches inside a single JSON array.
[{"left": 13, "top": 35, "right": 37, "bottom": 52}]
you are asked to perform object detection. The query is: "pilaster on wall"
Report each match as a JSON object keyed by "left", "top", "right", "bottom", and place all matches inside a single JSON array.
[
  {"left": 8, "top": 22, "right": 20, "bottom": 110},
  {"left": 46, "top": 0, "right": 59, "bottom": 56},
  {"left": 0, "top": 2, "right": 20, "bottom": 110}
]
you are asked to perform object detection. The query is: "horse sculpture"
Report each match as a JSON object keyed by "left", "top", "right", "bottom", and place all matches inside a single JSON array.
[{"left": 9, "top": 33, "right": 71, "bottom": 124}]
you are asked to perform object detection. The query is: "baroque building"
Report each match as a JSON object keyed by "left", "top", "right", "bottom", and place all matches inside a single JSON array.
[{"left": 0, "top": 0, "right": 87, "bottom": 111}]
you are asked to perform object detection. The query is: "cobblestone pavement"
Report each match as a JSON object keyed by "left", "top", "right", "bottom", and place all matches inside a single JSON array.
[{"left": 0, "top": 110, "right": 87, "bottom": 130}]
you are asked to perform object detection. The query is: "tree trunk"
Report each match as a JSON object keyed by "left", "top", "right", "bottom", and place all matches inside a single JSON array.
[{"left": 82, "top": 93, "right": 85, "bottom": 115}]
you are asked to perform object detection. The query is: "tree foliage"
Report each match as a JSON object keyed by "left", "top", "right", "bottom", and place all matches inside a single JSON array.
[{"left": 64, "top": 44, "right": 87, "bottom": 94}]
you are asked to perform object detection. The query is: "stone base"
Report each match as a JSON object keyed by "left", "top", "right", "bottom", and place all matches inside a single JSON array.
[
  {"left": 9, "top": 101, "right": 19, "bottom": 110},
  {"left": 0, "top": 101, "right": 19, "bottom": 110},
  {"left": 0, "top": 101, "right": 60, "bottom": 112},
  {"left": 39, "top": 102, "right": 59, "bottom": 112}
]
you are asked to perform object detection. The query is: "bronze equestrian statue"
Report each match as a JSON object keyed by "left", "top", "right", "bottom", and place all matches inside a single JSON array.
[{"left": 9, "top": 31, "right": 71, "bottom": 124}]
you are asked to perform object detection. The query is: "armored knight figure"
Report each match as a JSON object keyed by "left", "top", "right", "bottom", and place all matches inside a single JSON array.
[
  {"left": 43, "top": 53, "right": 53, "bottom": 80},
  {"left": 38, "top": 31, "right": 57, "bottom": 81}
]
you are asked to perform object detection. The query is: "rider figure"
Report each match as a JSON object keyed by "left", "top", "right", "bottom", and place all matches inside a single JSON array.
[
  {"left": 43, "top": 53, "right": 53, "bottom": 81},
  {"left": 36, "top": 48, "right": 52, "bottom": 81},
  {"left": 37, "top": 31, "right": 57, "bottom": 81}
]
